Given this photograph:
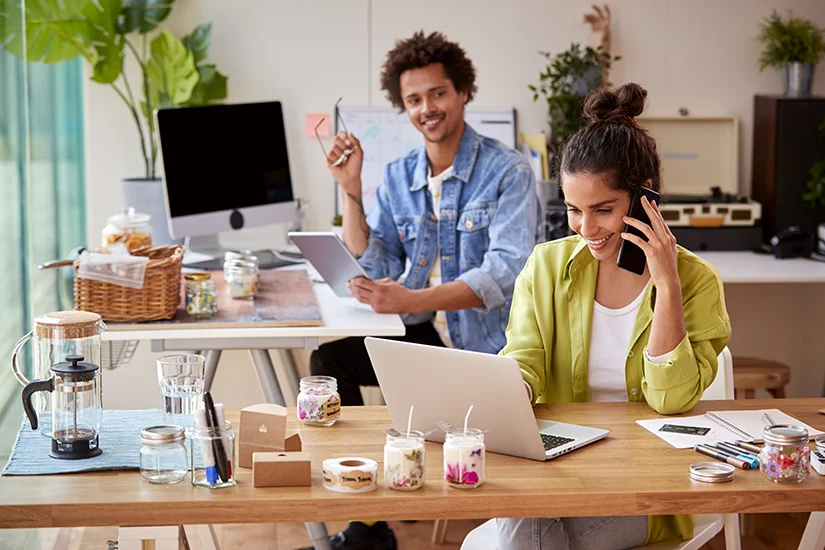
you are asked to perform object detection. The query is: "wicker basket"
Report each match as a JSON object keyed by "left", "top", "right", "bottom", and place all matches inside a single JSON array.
[{"left": 74, "top": 245, "right": 184, "bottom": 322}]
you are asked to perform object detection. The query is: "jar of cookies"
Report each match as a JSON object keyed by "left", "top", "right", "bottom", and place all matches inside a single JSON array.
[{"left": 101, "top": 207, "right": 153, "bottom": 252}]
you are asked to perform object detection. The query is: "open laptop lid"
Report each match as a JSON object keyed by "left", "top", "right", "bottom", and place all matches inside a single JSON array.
[{"left": 364, "top": 337, "right": 549, "bottom": 461}]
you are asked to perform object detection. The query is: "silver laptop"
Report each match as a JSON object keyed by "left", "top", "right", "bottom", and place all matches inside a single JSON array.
[{"left": 364, "top": 338, "right": 609, "bottom": 461}]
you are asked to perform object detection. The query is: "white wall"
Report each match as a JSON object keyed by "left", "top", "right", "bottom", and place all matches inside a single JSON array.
[{"left": 84, "top": 0, "right": 825, "bottom": 409}]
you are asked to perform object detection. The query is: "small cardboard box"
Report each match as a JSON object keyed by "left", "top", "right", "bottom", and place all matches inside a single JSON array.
[
  {"left": 253, "top": 451, "right": 311, "bottom": 488},
  {"left": 239, "top": 403, "right": 287, "bottom": 448},
  {"left": 239, "top": 431, "right": 302, "bottom": 469}
]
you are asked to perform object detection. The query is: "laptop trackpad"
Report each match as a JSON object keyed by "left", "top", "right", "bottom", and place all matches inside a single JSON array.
[{"left": 537, "top": 419, "right": 581, "bottom": 438}]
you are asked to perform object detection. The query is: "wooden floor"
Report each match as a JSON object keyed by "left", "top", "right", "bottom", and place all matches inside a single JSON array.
[{"left": 0, "top": 513, "right": 813, "bottom": 549}]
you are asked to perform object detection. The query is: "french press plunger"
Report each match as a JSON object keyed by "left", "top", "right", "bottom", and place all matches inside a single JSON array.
[{"left": 22, "top": 355, "right": 103, "bottom": 459}]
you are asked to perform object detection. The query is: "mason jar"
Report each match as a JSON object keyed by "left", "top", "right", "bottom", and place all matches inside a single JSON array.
[
  {"left": 185, "top": 273, "right": 218, "bottom": 318},
  {"left": 759, "top": 424, "right": 810, "bottom": 483},
  {"left": 190, "top": 420, "right": 236, "bottom": 489},
  {"left": 443, "top": 429, "right": 485, "bottom": 489},
  {"left": 384, "top": 430, "right": 426, "bottom": 491},
  {"left": 140, "top": 425, "right": 188, "bottom": 484},
  {"left": 101, "top": 207, "right": 153, "bottom": 251},
  {"left": 224, "top": 259, "right": 259, "bottom": 299},
  {"left": 297, "top": 376, "right": 341, "bottom": 427}
]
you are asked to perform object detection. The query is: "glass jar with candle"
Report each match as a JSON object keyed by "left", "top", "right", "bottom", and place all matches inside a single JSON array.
[
  {"left": 384, "top": 430, "right": 426, "bottom": 491},
  {"left": 297, "top": 376, "right": 341, "bottom": 426},
  {"left": 224, "top": 259, "right": 259, "bottom": 299},
  {"left": 443, "top": 429, "right": 485, "bottom": 489},
  {"left": 759, "top": 424, "right": 810, "bottom": 483},
  {"left": 185, "top": 273, "right": 217, "bottom": 318}
]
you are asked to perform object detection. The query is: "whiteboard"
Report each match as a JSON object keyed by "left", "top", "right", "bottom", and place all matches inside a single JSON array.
[{"left": 334, "top": 107, "right": 516, "bottom": 216}]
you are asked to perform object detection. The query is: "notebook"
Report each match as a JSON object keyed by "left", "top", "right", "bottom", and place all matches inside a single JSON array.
[{"left": 636, "top": 408, "right": 824, "bottom": 449}]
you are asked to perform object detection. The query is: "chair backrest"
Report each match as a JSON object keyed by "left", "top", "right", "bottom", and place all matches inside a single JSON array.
[{"left": 701, "top": 346, "right": 733, "bottom": 401}]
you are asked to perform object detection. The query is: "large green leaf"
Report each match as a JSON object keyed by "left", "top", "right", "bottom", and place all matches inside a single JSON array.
[
  {"left": 146, "top": 29, "right": 198, "bottom": 107},
  {"left": 118, "top": 0, "right": 174, "bottom": 34},
  {"left": 0, "top": 0, "right": 94, "bottom": 63},
  {"left": 84, "top": 0, "right": 124, "bottom": 83},
  {"left": 186, "top": 64, "right": 227, "bottom": 105},
  {"left": 181, "top": 22, "right": 210, "bottom": 64}
]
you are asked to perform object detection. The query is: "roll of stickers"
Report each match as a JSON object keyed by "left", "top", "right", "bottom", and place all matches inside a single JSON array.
[{"left": 322, "top": 457, "right": 378, "bottom": 493}]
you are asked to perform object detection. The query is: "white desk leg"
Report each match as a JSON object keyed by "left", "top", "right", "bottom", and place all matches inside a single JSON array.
[
  {"left": 723, "top": 514, "right": 741, "bottom": 550},
  {"left": 203, "top": 350, "right": 222, "bottom": 393},
  {"left": 798, "top": 512, "right": 825, "bottom": 550},
  {"left": 305, "top": 521, "right": 332, "bottom": 550},
  {"left": 249, "top": 349, "right": 286, "bottom": 405},
  {"left": 277, "top": 349, "right": 302, "bottom": 403}
]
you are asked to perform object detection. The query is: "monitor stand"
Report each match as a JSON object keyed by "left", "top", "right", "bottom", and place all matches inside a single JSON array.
[{"left": 182, "top": 234, "right": 302, "bottom": 271}]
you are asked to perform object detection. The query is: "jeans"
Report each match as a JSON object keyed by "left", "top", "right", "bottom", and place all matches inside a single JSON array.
[
  {"left": 309, "top": 322, "right": 445, "bottom": 406},
  {"left": 496, "top": 515, "right": 648, "bottom": 550}
]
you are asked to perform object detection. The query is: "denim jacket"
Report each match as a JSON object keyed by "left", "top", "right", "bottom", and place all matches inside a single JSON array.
[{"left": 360, "top": 123, "right": 539, "bottom": 354}]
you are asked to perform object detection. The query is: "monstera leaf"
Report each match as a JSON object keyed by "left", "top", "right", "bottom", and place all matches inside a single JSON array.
[
  {"left": 118, "top": 0, "right": 174, "bottom": 35},
  {"left": 186, "top": 64, "right": 227, "bottom": 105},
  {"left": 0, "top": 0, "right": 93, "bottom": 63},
  {"left": 146, "top": 30, "right": 197, "bottom": 108},
  {"left": 181, "top": 22, "right": 211, "bottom": 64},
  {"left": 84, "top": 0, "right": 124, "bottom": 83}
]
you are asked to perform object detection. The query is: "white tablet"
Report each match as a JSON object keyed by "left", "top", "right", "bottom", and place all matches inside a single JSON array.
[{"left": 287, "top": 232, "right": 371, "bottom": 298}]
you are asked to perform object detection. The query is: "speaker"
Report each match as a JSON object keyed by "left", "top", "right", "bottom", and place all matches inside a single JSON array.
[
  {"left": 541, "top": 199, "right": 573, "bottom": 242},
  {"left": 751, "top": 95, "right": 825, "bottom": 244}
]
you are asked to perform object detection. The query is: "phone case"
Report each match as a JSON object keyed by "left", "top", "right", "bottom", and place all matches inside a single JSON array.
[{"left": 617, "top": 187, "right": 661, "bottom": 275}]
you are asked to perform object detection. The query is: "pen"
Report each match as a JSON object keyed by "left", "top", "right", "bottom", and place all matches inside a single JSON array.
[
  {"left": 713, "top": 442, "right": 760, "bottom": 469},
  {"left": 695, "top": 444, "right": 750, "bottom": 470},
  {"left": 722, "top": 441, "right": 761, "bottom": 458},
  {"left": 763, "top": 412, "right": 776, "bottom": 426},
  {"left": 204, "top": 392, "right": 230, "bottom": 483},
  {"left": 735, "top": 440, "right": 763, "bottom": 453}
]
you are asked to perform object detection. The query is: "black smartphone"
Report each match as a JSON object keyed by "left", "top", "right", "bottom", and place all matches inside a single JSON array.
[{"left": 617, "top": 186, "right": 661, "bottom": 275}]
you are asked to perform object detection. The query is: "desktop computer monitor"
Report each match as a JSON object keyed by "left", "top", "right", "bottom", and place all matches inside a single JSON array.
[{"left": 156, "top": 101, "right": 300, "bottom": 268}]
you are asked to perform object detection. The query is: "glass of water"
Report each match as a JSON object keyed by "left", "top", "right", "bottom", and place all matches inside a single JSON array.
[{"left": 156, "top": 354, "right": 205, "bottom": 430}]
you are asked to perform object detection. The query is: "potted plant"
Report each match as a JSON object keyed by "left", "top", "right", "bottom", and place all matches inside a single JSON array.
[
  {"left": 0, "top": 0, "right": 228, "bottom": 245},
  {"left": 528, "top": 43, "right": 620, "bottom": 163},
  {"left": 756, "top": 10, "right": 825, "bottom": 98}
]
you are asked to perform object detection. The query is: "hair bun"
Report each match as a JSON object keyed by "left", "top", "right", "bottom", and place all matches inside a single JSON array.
[{"left": 583, "top": 83, "right": 647, "bottom": 124}]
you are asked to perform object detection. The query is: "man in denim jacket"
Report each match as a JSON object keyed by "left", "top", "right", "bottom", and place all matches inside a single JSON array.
[{"left": 306, "top": 29, "right": 538, "bottom": 547}]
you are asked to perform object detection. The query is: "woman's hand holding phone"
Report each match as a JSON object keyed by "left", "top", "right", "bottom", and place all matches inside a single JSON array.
[{"left": 620, "top": 196, "right": 681, "bottom": 293}]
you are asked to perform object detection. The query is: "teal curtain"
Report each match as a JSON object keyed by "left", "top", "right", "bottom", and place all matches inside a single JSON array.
[{"left": 0, "top": 35, "right": 86, "bottom": 459}]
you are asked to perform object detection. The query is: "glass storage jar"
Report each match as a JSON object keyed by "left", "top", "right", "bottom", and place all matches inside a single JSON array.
[
  {"left": 224, "top": 259, "right": 259, "bottom": 299},
  {"left": 297, "top": 376, "right": 341, "bottom": 426},
  {"left": 759, "top": 424, "right": 810, "bottom": 483},
  {"left": 140, "top": 425, "right": 188, "bottom": 484},
  {"left": 191, "top": 420, "right": 236, "bottom": 489},
  {"left": 384, "top": 430, "right": 426, "bottom": 491},
  {"left": 185, "top": 272, "right": 217, "bottom": 318},
  {"left": 443, "top": 429, "right": 485, "bottom": 489},
  {"left": 101, "top": 207, "right": 153, "bottom": 251}
]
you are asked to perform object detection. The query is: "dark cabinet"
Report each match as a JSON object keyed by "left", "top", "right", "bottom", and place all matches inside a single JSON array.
[{"left": 751, "top": 95, "right": 825, "bottom": 243}]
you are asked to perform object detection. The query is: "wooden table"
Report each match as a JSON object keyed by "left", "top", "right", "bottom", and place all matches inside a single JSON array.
[{"left": 2, "top": 400, "right": 824, "bottom": 544}]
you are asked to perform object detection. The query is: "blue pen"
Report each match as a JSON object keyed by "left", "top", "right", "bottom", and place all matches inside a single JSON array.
[{"left": 713, "top": 442, "right": 760, "bottom": 469}]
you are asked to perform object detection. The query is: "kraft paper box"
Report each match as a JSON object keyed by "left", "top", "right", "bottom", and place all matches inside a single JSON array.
[
  {"left": 239, "top": 430, "right": 302, "bottom": 469},
  {"left": 239, "top": 403, "right": 287, "bottom": 447},
  {"left": 253, "top": 451, "right": 311, "bottom": 488}
]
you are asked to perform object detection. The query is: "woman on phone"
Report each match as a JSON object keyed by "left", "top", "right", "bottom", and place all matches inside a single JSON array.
[{"left": 497, "top": 83, "right": 731, "bottom": 548}]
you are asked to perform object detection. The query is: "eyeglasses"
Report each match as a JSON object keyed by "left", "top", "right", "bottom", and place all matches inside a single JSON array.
[{"left": 315, "top": 98, "right": 355, "bottom": 167}]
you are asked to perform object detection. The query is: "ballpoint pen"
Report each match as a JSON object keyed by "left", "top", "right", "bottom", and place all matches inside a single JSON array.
[
  {"left": 204, "top": 392, "right": 230, "bottom": 483},
  {"left": 763, "top": 412, "right": 777, "bottom": 426}
]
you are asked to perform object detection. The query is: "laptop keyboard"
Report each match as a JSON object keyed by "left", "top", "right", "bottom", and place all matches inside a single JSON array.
[{"left": 541, "top": 433, "right": 575, "bottom": 451}]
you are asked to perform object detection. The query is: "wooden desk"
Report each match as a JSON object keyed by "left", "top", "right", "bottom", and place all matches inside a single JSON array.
[{"left": 1, "top": 399, "right": 824, "bottom": 530}]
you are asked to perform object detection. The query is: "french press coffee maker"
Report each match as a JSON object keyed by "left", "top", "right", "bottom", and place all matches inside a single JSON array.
[{"left": 22, "top": 355, "right": 103, "bottom": 459}]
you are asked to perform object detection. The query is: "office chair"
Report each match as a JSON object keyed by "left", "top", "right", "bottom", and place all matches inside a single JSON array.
[{"left": 460, "top": 347, "right": 741, "bottom": 550}]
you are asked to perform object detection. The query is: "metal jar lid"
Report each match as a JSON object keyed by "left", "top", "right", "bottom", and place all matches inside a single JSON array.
[
  {"left": 763, "top": 424, "right": 808, "bottom": 446},
  {"left": 141, "top": 425, "right": 185, "bottom": 446},
  {"left": 184, "top": 272, "right": 212, "bottom": 281},
  {"left": 816, "top": 435, "right": 825, "bottom": 451},
  {"left": 690, "top": 462, "right": 735, "bottom": 483}
]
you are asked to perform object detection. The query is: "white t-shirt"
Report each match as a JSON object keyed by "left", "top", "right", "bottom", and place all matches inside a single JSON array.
[
  {"left": 427, "top": 165, "right": 454, "bottom": 347},
  {"left": 587, "top": 285, "right": 649, "bottom": 402}
]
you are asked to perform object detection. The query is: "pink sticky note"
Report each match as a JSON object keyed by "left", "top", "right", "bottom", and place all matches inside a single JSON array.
[{"left": 306, "top": 113, "right": 330, "bottom": 138}]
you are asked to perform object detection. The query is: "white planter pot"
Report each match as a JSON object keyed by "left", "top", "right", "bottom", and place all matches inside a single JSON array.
[{"left": 121, "top": 177, "right": 182, "bottom": 247}]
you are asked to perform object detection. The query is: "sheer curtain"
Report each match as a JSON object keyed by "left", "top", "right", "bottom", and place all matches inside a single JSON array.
[{"left": 0, "top": 25, "right": 86, "bottom": 460}]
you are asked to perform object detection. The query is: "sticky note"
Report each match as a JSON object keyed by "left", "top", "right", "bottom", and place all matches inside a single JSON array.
[{"left": 306, "top": 113, "right": 330, "bottom": 138}]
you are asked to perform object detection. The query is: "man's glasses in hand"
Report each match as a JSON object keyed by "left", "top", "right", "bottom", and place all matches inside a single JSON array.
[{"left": 315, "top": 97, "right": 355, "bottom": 167}]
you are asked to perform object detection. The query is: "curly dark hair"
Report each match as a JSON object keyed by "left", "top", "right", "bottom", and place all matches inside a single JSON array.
[
  {"left": 379, "top": 31, "right": 477, "bottom": 111},
  {"left": 561, "top": 83, "right": 662, "bottom": 198}
]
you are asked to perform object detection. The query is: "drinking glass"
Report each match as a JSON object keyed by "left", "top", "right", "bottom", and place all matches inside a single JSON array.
[{"left": 156, "top": 354, "right": 205, "bottom": 429}]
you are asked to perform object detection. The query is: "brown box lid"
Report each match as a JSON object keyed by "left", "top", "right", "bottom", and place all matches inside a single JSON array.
[
  {"left": 253, "top": 451, "right": 312, "bottom": 488},
  {"left": 240, "top": 403, "right": 287, "bottom": 447}
]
